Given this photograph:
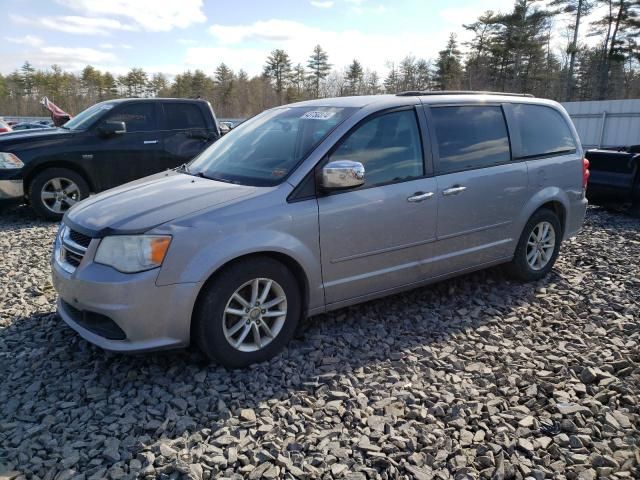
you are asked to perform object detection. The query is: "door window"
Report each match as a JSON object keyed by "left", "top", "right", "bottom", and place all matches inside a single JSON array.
[
  {"left": 164, "top": 103, "right": 207, "bottom": 130},
  {"left": 511, "top": 104, "right": 576, "bottom": 158},
  {"left": 330, "top": 109, "right": 424, "bottom": 187},
  {"left": 105, "top": 103, "right": 155, "bottom": 133},
  {"left": 431, "top": 106, "right": 510, "bottom": 174}
]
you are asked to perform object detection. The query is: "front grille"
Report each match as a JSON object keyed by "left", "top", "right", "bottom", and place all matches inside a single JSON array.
[
  {"left": 68, "top": 229, "right": 92, "bottom": 248},
  {"left": 58, "top": 226, "right": 93, "bottom": 273},
  {"left": 64, "top": 249, "right": 83, "bottom": 267}
]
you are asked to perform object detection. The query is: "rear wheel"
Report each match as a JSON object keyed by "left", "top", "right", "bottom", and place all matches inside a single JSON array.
[
  {"left": 506, "top": 209, "right": 562, "bottom": 281},
  {"left": 193, "top": 256, "right": 301, "bottom": 368},
  {"left": 29, "top": 168, "right": 89, "bottom": 220}
]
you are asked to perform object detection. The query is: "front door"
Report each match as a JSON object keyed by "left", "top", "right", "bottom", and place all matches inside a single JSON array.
[
  {"left": 318, "top": 107, "right": 438, "bottom": 305},
  {"left": 90, "top": 102, "right": 163, "bottom": 190},
  {"left": 161, "top": 102, "right": 217, "bottom": 169},
  {"left": 426, "top": 104, "right": 529, "bottom": 275}
]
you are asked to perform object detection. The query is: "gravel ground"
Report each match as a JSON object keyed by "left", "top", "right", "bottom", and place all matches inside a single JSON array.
[{"left": 0, "top": 204, "right": 638, "bottom": 480}]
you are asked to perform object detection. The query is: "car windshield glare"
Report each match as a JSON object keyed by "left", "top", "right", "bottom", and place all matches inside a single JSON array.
[
  {"left": 63, "top": 102, "right": 115, "bottom": 130},
  {"left": 188, "top": 106, "right": 357, "bottom": 186}
]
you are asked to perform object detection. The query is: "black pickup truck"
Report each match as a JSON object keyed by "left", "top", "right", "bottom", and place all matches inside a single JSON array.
[
  {"left": 585, "top": 146, "right": 640, "bottom": 214},
  {"left": 0, "top": 98, "right": 220, "bottom": 219}
]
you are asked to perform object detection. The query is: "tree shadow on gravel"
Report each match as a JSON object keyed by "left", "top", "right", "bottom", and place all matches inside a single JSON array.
[
  {"left": 1, "top": 206, "right": 638, "bottom": 478},
  {"left": 0, "top": 263, "right": 552, "bottom": 475},
  {"left": 0, "top": 203, "right": 57, "bottom": 232}
]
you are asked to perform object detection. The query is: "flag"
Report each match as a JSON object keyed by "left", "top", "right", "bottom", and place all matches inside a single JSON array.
[{"left": 41, "top": 97, "right": 72, "bottom": 127}]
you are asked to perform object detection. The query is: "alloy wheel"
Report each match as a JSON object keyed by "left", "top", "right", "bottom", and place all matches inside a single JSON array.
[
  {"left": 526, "top": 221, "right": 556, "bottom": 271},
  {"left": 222, "top": 278, "right": 287, "bottom": 352},
  {"left": 40, "top": 177, "right": 80, "bottom": 214}
]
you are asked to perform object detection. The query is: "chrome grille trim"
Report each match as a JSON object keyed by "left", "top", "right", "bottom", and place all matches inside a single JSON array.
[{"left": 56, "top": 225, "right": 92, "bottom": 274}]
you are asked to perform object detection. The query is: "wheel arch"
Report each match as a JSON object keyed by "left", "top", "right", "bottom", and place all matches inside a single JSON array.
[
  {"left": 189, "top": 250, "right": 311, "bottom": 343},
  {"left": 24, "top": 161, "right": 96, "bottom": 198}
]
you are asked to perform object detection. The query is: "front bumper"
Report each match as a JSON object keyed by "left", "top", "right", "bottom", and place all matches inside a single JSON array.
[
  {"left": 0, "top": 179, "right": 24, "bottom": 200},
  {"left": 51, "top": 241, "right": 202, "bottom": 353}
]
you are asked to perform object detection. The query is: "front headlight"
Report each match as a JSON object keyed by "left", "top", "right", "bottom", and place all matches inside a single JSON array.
[
  {"left": 0, "top": 152, "right": 24, "bottom": 169},
  {"left": 95, "top": 235, "right": 172, "bottom": 273}
]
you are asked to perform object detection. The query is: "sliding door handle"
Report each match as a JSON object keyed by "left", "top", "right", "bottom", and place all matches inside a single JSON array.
[
  {"left": 143, "top": 140, "right": 159, "bottom": 145},
  {"left": 442, "top": 186, "right": 467, "bottom": 196},
  {"left": 407, "top": 191, "right": 434, "bottom": 202}
]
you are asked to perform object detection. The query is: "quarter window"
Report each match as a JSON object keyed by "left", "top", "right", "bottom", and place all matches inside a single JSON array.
[
  {"left": 330, "top": 110, "right": 424, "bottom": 187},
  {"left": 511, "top": 104, "right": 576, "bottom": 158},
  {"left": 164, "top": 103, "right": 207, "bottom": 130},
  {"left": 105, "top": 103, "right": 155, "bottom": 133},
  {"left": 431, "top": 106, "right": 511, "bottom": 174}
]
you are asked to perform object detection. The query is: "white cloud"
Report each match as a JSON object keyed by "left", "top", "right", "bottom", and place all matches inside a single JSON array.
[
  {"left": 10, "top": 14, "right": 136, "bottom": 35},
  {"left": 206, "top": 19, "right": 453, "bottom": 76},
  {"left": 99, "top": 43, "right": 133, "bottom": 49},
  {"left": 56, "top": 0, "right": 207, "bottom": 32},
  {"left": 177, "top": 38, "right": 198, "bottom": 45},
  {"left": 310, "top": 1, "right": 334, "bottom": 7},
  {"left": 5, "top": 35, "right": 44, "bottom": 47}
]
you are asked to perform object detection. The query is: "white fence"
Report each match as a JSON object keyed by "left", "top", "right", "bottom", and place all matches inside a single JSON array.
[{"left": 563, "top": 99, "right": 640, "bottom": 149}]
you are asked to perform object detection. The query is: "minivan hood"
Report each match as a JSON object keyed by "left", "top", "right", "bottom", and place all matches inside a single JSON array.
[{"left": 64, "top": 171, "right": 259, "bottom": 237}]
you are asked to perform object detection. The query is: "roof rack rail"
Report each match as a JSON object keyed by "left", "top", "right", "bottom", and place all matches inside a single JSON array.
[{"left": 396, "top": 90, "right": 534, "bottom": 98}]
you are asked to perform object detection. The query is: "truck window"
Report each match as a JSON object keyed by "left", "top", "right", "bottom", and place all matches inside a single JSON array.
[
  {"left": 106, "top": 103, "right": 155, "bottom": 133},
  {"left": 431, "top": 105, "right": 510, "bottom": 174},
  {"left": 512, "top": 104, "right": 576, "bottom": 159},
  {"left": 164, "top": 103, "right": 207, "bottom": 130}
]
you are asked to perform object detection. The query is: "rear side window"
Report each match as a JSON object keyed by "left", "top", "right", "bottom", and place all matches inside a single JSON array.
[
  {"left": 431, "top": 106, "right": 510, "bottom": 174},
  {"left": 106, "top": 103, "right": 155, "bottom": 133},
  {"left": 330, "top": 109, "right": 424, "bottom": 187},
  {"left": 512, "top": 104, "right": 576, "bottom": 158},
  {"left": 164, "top": 103, "right": 207, "bottom": 130}
]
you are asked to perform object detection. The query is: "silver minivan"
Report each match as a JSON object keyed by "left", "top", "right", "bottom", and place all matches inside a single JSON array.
[{"left": 52, "top": 92, "right": 589, "bottom": 367}]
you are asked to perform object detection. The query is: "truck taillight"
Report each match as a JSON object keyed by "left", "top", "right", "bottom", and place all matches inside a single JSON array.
[{"left": 583, "top": 158, "right": 590, "bottom": 188}]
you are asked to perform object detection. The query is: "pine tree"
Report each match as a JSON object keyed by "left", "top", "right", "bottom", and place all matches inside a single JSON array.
[
  {"left": 550, "top": 0, "right": 595, "bottom": 100},
  {"left": 345, "top": 59, "right": 364, "bottom": 95},
  {"left": 435, "top": 34, "right": 463, "bottom": 90},
  {"left": 307, "top": 45, "right": 332, "bottom": 98},
  {"left": 264, "top": 49, "right": 292, "bottom": 103}
]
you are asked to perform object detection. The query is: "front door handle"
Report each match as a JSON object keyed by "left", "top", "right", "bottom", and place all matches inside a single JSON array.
[
  {"left": 442, "top": 185, "right": 467, "bottom": 196},
  {"left": 407, "top": 191, "right": 434, "bottom": 202},
  {"left": 143, "top": 140, "right": 159, "bottom": 144}
]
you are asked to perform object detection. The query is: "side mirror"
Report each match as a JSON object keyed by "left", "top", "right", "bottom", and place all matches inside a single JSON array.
[
  {"left": 320, "top": 160, "right": 365, "bottom": 190},
  {"left": 99, "top": 120, "right": 126, "bottom": 137}
]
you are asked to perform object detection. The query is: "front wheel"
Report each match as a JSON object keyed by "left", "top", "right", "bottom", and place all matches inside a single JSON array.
[
  {"left": 193, "top": 256, "right": 302, "bottom": 368},
  {"left": 506, "top": 209, "right": 562, "bottom": 281},
  {"left": 29, "top": 168, "right": 89, "bottom": 220}
]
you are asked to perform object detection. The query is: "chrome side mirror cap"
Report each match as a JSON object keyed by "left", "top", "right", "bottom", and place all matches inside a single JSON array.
[{"left": 320, "top": 160, "right": 365, "bottom": 190}]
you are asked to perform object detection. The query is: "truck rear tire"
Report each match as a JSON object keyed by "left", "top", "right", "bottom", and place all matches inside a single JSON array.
[{"left": 29, "top": 168, "right": 89, "bottom": 221}]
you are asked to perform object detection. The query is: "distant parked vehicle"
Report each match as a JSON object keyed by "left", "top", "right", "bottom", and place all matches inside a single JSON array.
[
  {"left": 52, "top": 91, "right": 587, "bottom": 368},
  {"left": 0, "top": 119, "right": 12, "bottom": 133},
  {"left": 0, "top": 98, "right": 221, "bottom": 219},
  {"left": 11, "top": 122, "right": 52, "bottom": 131},
  {"left": 585, "top": 146, "right": 640, "bottom": 214}
]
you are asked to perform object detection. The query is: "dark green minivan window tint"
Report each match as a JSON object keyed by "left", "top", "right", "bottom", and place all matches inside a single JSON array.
[
  {"left": 512, "top": 104, "right": 576, "bottom": 158},
  {"left": 432, "top": 106, "right": 510, "bottom": 174}
]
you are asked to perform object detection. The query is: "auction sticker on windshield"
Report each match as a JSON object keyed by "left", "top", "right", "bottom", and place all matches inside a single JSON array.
[{"left": 301, "top": 111, "right": 336, "bottom": 120}]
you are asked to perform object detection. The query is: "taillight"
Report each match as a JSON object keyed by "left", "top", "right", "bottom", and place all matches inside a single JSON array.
[{"left": 582, "top": 158, "right": 590, "bottom": 188}]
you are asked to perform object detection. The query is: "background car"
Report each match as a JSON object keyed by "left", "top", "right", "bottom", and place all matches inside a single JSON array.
[{"left": 10, "top": 122, "right": 53, "bottom": 131}]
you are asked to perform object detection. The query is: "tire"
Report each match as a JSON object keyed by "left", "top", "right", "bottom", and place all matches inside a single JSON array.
[
  {"left": 193, "top": 256, "right": 302, "bottom": 369},
  {"left": 506, "top": 208, "right": 562, "bottom": 282},
  {"left": 29, "top": 168, "right": 90, "bottom": 221}
]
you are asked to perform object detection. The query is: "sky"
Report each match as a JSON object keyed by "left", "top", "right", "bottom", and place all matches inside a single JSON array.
[{"left": 0, "top": 0, "right": 605, "bottom": 78}]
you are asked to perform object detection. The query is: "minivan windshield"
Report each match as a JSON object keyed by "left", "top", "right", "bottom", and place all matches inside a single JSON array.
[
  {"left": 63, "top": 102, "right": 115, "bottom": 131},
  {"left": 188, "top": 106, "right": 357, "bottom": 186}
]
